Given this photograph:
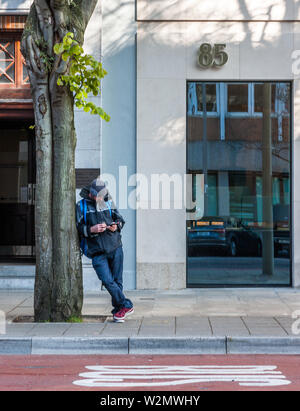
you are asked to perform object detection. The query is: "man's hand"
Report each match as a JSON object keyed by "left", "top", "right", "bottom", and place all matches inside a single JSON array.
[
  {"left": 107, "top": 223, "right": 118, "bottom": 232},
  {"left": 90, "top": 223, "right": 107, "bottom": 233}
]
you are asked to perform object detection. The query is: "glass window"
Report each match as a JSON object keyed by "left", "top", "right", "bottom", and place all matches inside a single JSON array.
[
  {"left": 0, "top": 130, "right": 28, "bottom": 204},
  {"left": 196, "top": 83, "right": 217, "bottom": 112},
  {"left": 22, "top": 56, "right": 29, "bottom": 84},
  {"left": 272, "top": 177, "right": 281, "bottom": 205},
  {"left": 0, "top": 40, "right": 15, "bottom": 84},
  {"left": 0, "top": 36, "right": 28, "bottom": 87},
  {"left": 207, "top": 174, "right": 218, "bottom": 216},
  {"left": 254, "top": 83, "right": 276, "bottom": 113},
  {"left": 283, "top": 178, "right": 290, "bottom": 205},
  {"left": 227, "top": 84, "right": 248, "bottom": 112},
  {"left": 187, "top": 81, "right": 291, "bottom": 287},
  {"left": 254, "top": 83, "right": 290, "bottom": 114}
]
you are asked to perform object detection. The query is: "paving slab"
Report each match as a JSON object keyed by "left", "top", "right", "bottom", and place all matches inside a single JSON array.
[
  {"left": 138, "top": 317, "right": 175, "bottom": 337},
  {"left": 2, "top": 323, "right": 35, "bottom": 337},
  {"left": 140, "top": 317, "right": 175, "bottom": 326},
  {"left": 0, "top": 305, "right": 20, "bottom": 314},
  {"left": 275, "top": 316, "right": 300, "bottom": 336},
  {"left": 241, "top": 317, "right": 287, "bottom": 336},
  {"left": 6, "top": 307, "right": 34, "bottom": 320},
  {"left": 138, "top": 328, "right": 176, "bottom": 337},
  {"left": 209, "top": 316, "right": 250, "bottom": 336},
  {"left": 63, "top": 323, "right": 106, "bottom": 337},
  {"left": 27, "top": 323, "right": 72, "bottom": 337},
  {"left": 101, "top": 328, "right": 140, "bottom": 337},
  {"left": 100, "top": 319, "right": 142, "bottom": 337},
  {"left": 0, "top": 291, "right": 32, "bottom": 303},
  {"left": 194, "top": 298, "right": 248, "bottom": 316},
  {"left": 175, "top": 316, "right": 212, "bottom": 336}
]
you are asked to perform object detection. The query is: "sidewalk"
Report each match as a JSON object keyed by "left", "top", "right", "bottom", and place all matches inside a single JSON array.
[{"left": 1, "top": 288, "right": 300, "bottom": 355}]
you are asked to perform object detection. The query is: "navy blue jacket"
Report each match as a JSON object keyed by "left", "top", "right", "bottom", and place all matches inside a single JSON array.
[{"left": 76, "top": 186, "right": 125, "bottom": 257}]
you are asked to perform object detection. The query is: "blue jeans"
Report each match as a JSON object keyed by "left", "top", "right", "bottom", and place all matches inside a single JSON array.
[{"left": 92, "top": 246, "right": 133, "bottom": 314}]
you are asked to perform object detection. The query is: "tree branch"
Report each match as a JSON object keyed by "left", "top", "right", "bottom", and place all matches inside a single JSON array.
[
  {"left": 35, "top": 0, "right": 54, "bottom": 55},
  {"left": 74, "top": 0, "right": 98, "bottom": 30},
  {"left": 27, "top": 35, "right": 45, "bottom": 77},
  {"left": 50, "top": 0, "right": 68, "bottom": 41}
]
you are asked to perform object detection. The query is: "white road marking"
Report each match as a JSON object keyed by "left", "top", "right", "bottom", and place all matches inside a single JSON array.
[{"left": 73, "top": 365, "right": 291, "bottom": 387}]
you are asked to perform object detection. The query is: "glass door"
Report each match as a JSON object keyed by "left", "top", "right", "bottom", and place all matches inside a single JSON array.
[
  {"left": 0, "top": 122, "right": 35, "bottom": 261},
  {"left": 187, "top": 81, "right": 291, "bottom": 286}
]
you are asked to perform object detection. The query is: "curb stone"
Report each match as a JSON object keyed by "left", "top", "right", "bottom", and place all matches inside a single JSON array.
[
  {"left": 129, "top": 337, "right": 226, "bottom": 354},
  {"left": 227, "top": 336, "right": 300, "bottom": 354},
  {"left": 31, "top": 337, "right": 129, "bottom": 355},
  {"left": 1, "top": 336, "right": 300, "bottom": 355},
  {"left": 0, "top": 338, "right": 32, "bottom": 355}
]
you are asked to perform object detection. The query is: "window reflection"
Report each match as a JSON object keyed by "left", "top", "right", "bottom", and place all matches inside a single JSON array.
[
  {"left": 228, "top": 84, "right": 248, "bottom": 112},
  {"left": 187, "top": 81, "right": 291, "bottom": 286},
  {"left": 0, "top": 130, "right": 28, "bottom": 204},
  {"left": 195, "top": 84, "right": 217, "bottom": 112}
]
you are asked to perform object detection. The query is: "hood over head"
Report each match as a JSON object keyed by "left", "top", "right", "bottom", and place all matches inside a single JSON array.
[
  {"left": 79, "top": 185, "right": 92, "bottom": 200},
  {"left": 79, "top": 181, "right": 112, "bottom": 203}
]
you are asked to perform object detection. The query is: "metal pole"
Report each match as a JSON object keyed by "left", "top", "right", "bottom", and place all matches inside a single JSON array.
[{"left": 202, "top": 83, "right": 208, "bottom": 216}]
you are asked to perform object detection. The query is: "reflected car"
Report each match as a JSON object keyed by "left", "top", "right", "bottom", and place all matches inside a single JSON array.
[
  {"left": 187, "top": 216, "right": 262, "bottom": 257},
  {"left": 274, "top": 222, "right": 290, "bottom": 257},
  {"left": 273, "top": 204, "right": 290, "bottom": 257}
]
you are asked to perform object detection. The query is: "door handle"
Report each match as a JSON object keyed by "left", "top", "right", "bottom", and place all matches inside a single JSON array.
[
  {"left": 28, "top": 184, "right": 33, "bottom": 205},
  {"left": 33, "top": 184, "right": 36, "bottom": 205}
]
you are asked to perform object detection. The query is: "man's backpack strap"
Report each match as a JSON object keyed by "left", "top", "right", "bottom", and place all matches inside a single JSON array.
[
  {"left": 106, "top": 200, "right": 112, "bottom": 218},
  {"left": 79, "top": 199, "right": 89, "bottom": 257},
  {"left": 80, "top": 198, "right": 87, "bottom": 224}
]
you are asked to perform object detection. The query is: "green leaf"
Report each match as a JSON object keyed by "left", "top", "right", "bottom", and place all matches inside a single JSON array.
[
  {"left": 53, "top": 43, "right": 64, "bottom": 55},
  {"left": 55, "top": 32, "right": 110, "bottom": 120},
  {"left": 62, "top": 52, "right": 69, "bottom": 62}
]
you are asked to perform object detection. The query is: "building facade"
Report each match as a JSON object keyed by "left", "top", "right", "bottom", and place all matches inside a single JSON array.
[
  {"left": 0, "top": 0, "right": 299, "bottom": 290},
  {"left": 135, "top": 0, "right": 300, "bottom": 289}
]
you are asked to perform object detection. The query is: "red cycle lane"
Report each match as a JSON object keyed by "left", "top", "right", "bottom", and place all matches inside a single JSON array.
[{"left": 0, "top": 354, "right": 300, "bottom": 391}]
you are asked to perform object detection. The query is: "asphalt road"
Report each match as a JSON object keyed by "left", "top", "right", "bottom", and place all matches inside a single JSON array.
[{"left": 0, "top": 355, "right": 300, "bottom": 391}]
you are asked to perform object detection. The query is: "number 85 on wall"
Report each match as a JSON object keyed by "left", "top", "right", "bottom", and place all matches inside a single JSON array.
[{"left": 198, "top": 43, "right": 229, "bottom": 68}]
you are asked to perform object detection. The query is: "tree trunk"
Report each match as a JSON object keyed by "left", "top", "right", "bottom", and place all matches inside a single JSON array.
[
  {"left": 31, "top": 79, "right": 54, "bottom": 321},
  {"left": 50, "top": 76, "right": 83, "bottom": 321},
  {"left": 21, "top": 0, "right": 98, "bottom": 321}
]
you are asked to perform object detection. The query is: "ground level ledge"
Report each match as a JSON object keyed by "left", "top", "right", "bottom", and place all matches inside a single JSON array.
[{"left": 0, "top": 336, "right": 300, "bottom": 355}]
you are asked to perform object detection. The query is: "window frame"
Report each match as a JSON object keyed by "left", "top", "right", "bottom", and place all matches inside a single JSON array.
[
  {"left": 226, "top": 82, "right": 251, "bottom": 117},
  {"left": 0, "top": 31, "right": 29, "bottom": 90},
  {"left": 187, "top": 82, "right": 220, "bottom": 118}
]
